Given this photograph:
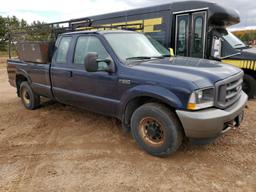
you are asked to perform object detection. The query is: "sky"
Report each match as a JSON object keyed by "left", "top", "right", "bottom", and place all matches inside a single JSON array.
[{"left": 0, "top": 0, "right": 255, "bottom": 30}]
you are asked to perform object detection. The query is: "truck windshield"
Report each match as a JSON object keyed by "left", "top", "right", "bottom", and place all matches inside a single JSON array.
[
  {"left": 218, "top": 30, "right": 246, "bottom": 49},
  {"left": 104, "top": 33, "right": 170, "bottom": 62}
]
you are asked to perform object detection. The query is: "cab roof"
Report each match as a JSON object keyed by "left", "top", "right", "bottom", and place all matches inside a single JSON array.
[{"left": 62, "top": 30, "right": 135, "bottom": 36}]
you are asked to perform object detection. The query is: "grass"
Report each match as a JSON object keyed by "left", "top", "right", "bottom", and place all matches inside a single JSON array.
[
  {"left": 0, "top": 51, "right": 9, "bottom": 57},
  {"left": 0, "top": 51, "right": 17, "bottom": 57},
  {"left": 0, "top": 52, "right": 9, "bottom": 68},
  {"left": 0, "top": 51, "right": 18, "bottom": 69}
]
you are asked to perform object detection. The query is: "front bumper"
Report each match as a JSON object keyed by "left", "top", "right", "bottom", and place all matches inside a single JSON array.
[{"left": 176, "top": 92, "right": 248, "bottom": 139}]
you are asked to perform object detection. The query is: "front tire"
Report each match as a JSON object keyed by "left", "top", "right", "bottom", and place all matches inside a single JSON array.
[
  {"left": 131, "top": 103, "right": 183, "bottom": 157},
  {"left": 20, "top": 81, "right": 40, "bottom": 110},
  {"left": 243, "top": 74, "right": 256, "bottom": 99}
]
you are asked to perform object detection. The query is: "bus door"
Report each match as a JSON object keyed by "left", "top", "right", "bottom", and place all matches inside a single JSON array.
[{"left": 174, "top": 11, "right": 207, "bottom": 58}]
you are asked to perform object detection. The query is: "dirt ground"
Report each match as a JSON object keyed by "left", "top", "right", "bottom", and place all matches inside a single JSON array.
[{"left": 0, "top": 57, "right": 255, "bottom": 192}]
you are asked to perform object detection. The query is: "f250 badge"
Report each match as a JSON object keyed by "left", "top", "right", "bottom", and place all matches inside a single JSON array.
[{"left": 119, "top": 79, "right": 131, "bottom": 85}]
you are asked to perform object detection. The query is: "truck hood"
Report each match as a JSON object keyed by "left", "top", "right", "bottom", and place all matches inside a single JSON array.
[{"left": 129, "top": 56, "right": 241, "bottom": 88}]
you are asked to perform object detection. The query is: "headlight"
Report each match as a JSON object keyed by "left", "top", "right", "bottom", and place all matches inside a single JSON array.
[{"left": 187, "top": 88, "right": 214, "bottom": 110}]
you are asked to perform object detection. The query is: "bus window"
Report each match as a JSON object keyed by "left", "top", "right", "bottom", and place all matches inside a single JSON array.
[
  {"left": 175, "top": 11, "right": 206, "bottom": 58},
  {"left": 191, "top": 16, "right": 203, "bottom": 57},
  {"left": 191, "top": 12, "right": 206, "bottom": 58},
  {"left": 175, "top": 15, "right": 189, "bottom": 56}
]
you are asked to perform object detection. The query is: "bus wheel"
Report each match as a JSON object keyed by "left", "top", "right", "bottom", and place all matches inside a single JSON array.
[{"left": 243, "top": 74, "right": 256, "bottom": 99}]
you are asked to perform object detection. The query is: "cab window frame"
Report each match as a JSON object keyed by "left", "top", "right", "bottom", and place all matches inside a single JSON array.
[
  {"left": 72, "top": 34, "right": 111, "bottom": 66},
  {"left": 55, "top": 35, "right": 73, "bottom": 65}
]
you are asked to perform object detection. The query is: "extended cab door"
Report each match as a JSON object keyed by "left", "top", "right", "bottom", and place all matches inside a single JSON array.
[
  {"left": 51, "top": 35, "right": 74, "bottom": 103},
  {"left": 174, "top": 11, "right": 207, "bottom": 58},
  {"left": 64, "top": 34, "right": 119, "bottom": 116}
]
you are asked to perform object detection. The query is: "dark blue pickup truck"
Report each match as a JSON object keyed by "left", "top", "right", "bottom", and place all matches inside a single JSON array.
[{"left": 7, "top": 30, "right": 248, "bottom": 156}]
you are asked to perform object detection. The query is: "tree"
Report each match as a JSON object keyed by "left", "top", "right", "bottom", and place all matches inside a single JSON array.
[
  {"left": 27, "top": 20, "right": 51, "bottom": 41},
  {"left": 0, "top": 16, "right": 8, "bottom": 51},
  {"left": 0, "top": 16, "right": 30, "bottom": 51},
  {"left": 233, "top": 30, "right": 256, "bottom": 44},
  {"left": 242, "top": 33, "right": 251, "bottom": 44}
]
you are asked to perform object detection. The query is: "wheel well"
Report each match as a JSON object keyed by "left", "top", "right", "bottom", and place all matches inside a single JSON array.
[
  {"left": 16, "top": 75, "right": 28, "bottom": 97},
  {"left": 242, "top": 69, "right": 256, "bottom": 79},
  {"left": 123, "top": 96, "right": 174, "bottom": 130}
]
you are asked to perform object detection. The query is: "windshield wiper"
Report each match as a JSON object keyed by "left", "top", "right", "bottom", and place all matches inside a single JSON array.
[
  {"left": 234, "top": 44, "right": 247, "bottom": 50},
  {"left": 152, "top": 54, "right": 171, "bottom": 58},
  {"left": 126, "top": 55, "right": 171, "bottom": 60},
  {"left": 126, "top": 56, "right": 153, "bottom": 60}
]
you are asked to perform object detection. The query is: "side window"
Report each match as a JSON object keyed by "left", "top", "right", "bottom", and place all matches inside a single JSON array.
[
  {"left": 56, "top": 36, "right": 72, "bottom": 64},
  {"left": 74, "top": 36, "right": 110, "bottom": 66}
]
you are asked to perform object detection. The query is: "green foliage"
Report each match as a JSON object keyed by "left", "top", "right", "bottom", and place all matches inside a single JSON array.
[
  {"left": 14, "top": 20, "right": 52, "bottom": 41},
  {"left": 0, "top": 16, "right": 54, "bottom": 52},
  {"left": 0, "top": 16, "right": 8, "bottom": 51},
  {"left": 234, "top": 30, "right": 256, "bottom": 44},
  {"left": 0, "top": 16, "right": 30, "bottom": 51}
]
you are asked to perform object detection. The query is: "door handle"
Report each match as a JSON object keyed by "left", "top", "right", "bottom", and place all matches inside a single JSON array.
[{"left": 69, "top": 71, "right": 73, "bottom": 78}]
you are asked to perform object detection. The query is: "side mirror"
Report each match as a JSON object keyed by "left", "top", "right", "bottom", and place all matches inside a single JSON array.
[
  {"left": 84, "top": 52, "right": 98, "bottom": 72},
  {"left": 84, "top": 52, "right": 115, "bottom": 73},
  {"left": 211, "top": 37, "right": 222, "bottom": 59}
]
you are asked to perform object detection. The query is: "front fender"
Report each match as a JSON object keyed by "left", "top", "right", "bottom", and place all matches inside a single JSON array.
[{"left": 120, "top": 85, "right": 184, "bottom": 113}]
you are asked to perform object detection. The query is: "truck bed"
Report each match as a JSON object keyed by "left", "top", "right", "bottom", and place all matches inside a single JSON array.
[{"left": 7, "top": 58, "right": 53, "bottom": 98}]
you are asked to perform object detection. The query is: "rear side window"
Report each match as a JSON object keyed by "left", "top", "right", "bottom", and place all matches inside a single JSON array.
[
  {"left": 74, "top": 36, "right": 109, "bottom": 65},
  {"left": 56, "top": 36, "right": 72, "bottom": 64}
]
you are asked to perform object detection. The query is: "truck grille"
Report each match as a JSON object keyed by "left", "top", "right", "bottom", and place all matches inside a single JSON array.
[{"left": 215, "top": 72, "right": 243, "bottom": 109}]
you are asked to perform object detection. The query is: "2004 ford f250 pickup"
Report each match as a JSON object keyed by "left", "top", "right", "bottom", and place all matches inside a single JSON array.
[{"left": 7, "top": 30, "right": 248, "bottom": 156}]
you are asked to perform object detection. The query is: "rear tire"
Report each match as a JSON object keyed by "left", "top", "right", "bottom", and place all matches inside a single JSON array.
[
  {"left": 243, "top": 74, "right": 256, "bottom": 99},
  {"left": 131, "top": 103, "right": 183, "bottom": 157},
  {"left": 20, "top": 81, "right": 40, "bottom": 110}
]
